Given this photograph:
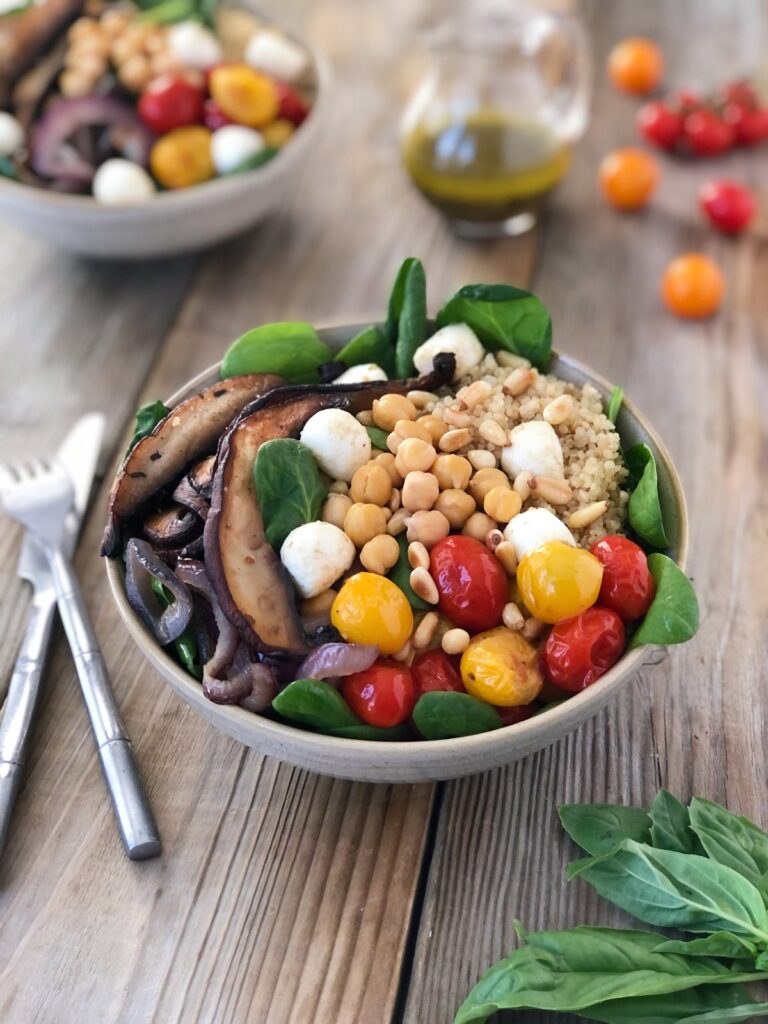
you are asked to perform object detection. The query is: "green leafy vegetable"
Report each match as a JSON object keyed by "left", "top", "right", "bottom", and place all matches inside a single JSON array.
[
  {"left": 626, "top": 443, "right": 669, "bottom": 549},
  {"left": 688, "top": 797, "right": 768, "bottom": 896},
  {"left": 387, "top": 535, "right": 430, "bottom": 610},
  {"left": 366, "top": 425, "right": 390, "bottom": 451},
  {"left": 336, "top": 325, "right": 396, "bottom": 377},
  {"left": 327, "top": 723, "right": 411, "bottom": 741},
  {"left": 0, "top": 155, "right": 19, "bottom": 181},
  {"left": 558, "top": 803, "right": 651, "bottom": 857},
  {"left": 412, "top": 692, "right": 502, "bottom": 740},
  {"left": 149, "top": 578, "right": 202, "bottom": 679},
  {"left": 629, "top": 554, "right": 700, "bottom": 649},
  {"left": 589, "top": 990, "right": 768, "bottom": 1024},
  {"left": 757, "top": 950, "right": 768, "bottom": 970},
  {"left": 654, "top": 933, "right": 759, "bottom": 960},
  {"left": 436, "top": 283, "right": 552, "bottom": 371},
  {"left": 607, "top": 385, "right": 624, "bottom": 424},
  {"left": 272, "top": 679, "right": 407, "bottom": 739},
  {"left": 386, "top": 258, "right": 427, "bottom": 377},
  {"left": 650, "top": 789, "right": 699, "bottom": 854},
  {"left": 674, "top": 1004, "right": 768, "bottom": 1024},
  {"left": 228, "top": 147, "right": 278, "bottom": 175},
  {"left": 254, "top": 439, "right": 327, "bottom": 550},
  {"left": 220, "top": 322, "right": 333, "bottom": 383},
  {"left": 126, "top": 399, "right": 169, "bottom": 456}
]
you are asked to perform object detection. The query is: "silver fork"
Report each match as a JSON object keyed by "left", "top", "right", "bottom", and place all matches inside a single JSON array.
[{"left": 0, "top": 459, "right": 160, "bottom": 860}]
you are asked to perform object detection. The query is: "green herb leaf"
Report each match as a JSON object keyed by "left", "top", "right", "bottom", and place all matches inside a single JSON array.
[
  {"left": 386, "top": 258, "right": 427, "bottom": 378},
  {"left": 626, "top": 443, "right": 669, "bottom": 549},
  {"left": 675, "top": 1003, "right": 768, "bottom": 1024},
  {"left": 756, "top": 950, "right": 768, "bottom": 970},
  {"left": 688, "top": 797, "right": 768, "bottom": 897},
  {"left": 650, "top": 789, "right": 700, "bottom": 854},
  {"left": 254, "top": 438, "right": 327, "bottom": 550},
  {"left": 387, "top": 534, "right": 430, "bottom": 610},
  {"left": 588, "top": 989, "right": 768, "bottom": 1024},
  {"left": 413, "top": 692, "right": 502, "bottom": 740},
  {"left": 273, "top": 678, "right": 360, "bottom": 730},
  {"left": 629, "top": 554, "right": 700, "bottom": 649},
  {"left": 366, "top": 425, "right": 390, "bottom": 451},
  {"left": 607, "top": 386, "right": 624, "bottom": 424},
  {"left": 220, "top": 322, "right": 333, "bottom": 383},
  {"left": 327, "top": 722, "right": 411, "bottom": 741},
  {"left": 227, "top": 147, "right": 278, "bottom": 175},
  {"left": 337, "top": 325, "right": 396, "bottom": 377},
  {"left": 436, "top": 283, "right": 552, "bottom": 371},
  {"left": 126, "top": 399, "right": 170, "bottom": 456},
  {"left": 653, "top": 933, "right": 759, "bottom": 960},
  {"left": 136, "top": 0, "right": 196, "bottom": 23},
  {"left": 0, "top": 155, "right": 19, "bottom": 180},
  {"left": 558, "top": 803, "right": 651, "bottom": 857}
]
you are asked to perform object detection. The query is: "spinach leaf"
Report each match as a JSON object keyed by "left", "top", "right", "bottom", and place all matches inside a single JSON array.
[
  {"left": 688, "top": 797, "right": 768, "bottom": 896},
  {"left": 337, "top": 325, "right": 396, "bottom": 377},
  {"left": 149, "top": 578, "right": 202, "bottom": 679},
  {"left": 366, "top": 425, "right": 390, "bottom": 451},
  {"left": 136, "top": 0, "right": 196, "bottom": 23},
  {"left": 126, "top": 399, "right": 169, "bottom": 456},
  {"left": 653, "top": 933, "right": 759, "bottom": 960},
  {"left": 650, "top": 789, "right": 700, "bottom": 854},
  {"left": 386, "top": 258, "right": 427, "bottom": 378},
  {"left": 220, "top": 322, "right": 333, "bottom": 382},
  {"left": 558, "top": 803, "right": 651, "bottom": 857},
  {"left": 228, "top": 147, "right": 278, "bottom": 175},
  {"left": 436, "top": 283, "right": 552, "bottom": 371},
  {"left": 272, "top": 679, "right": 409, "bottom": 740},
  {"left": 0, "top": 155, "right": 19, "bottom": 181},
  {"left": 626, "top": 443, "right": 669, "bottom": 549},
  {"left": 589, "top": 990, "right": 768, "bottom": 1024},
  {"left": 607, "top": 386, "right": 624, "bottom": 424},
  {"left": 413, "top": 692, "right": 502, "bottom": 740},
  {"left": 387, "top": 534, "right": 430, "bottom": 610},
  {"left": 254, "top": 439, "right": 328, "bottom": 550},
  {"left": 629, "top": 554, "right": 700, "bottom": 649},
  {"left": 328, "top": 722, "right": 410, "bottom": 741}
]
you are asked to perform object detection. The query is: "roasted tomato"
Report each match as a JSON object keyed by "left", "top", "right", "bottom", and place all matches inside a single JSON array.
[
  {"left": 460, "top": 628, "right": 543, "bottom": 707},
  {"left": 331, "top": 573, "right": 413, "bottom": 654},
  {"left": 342, "top": 660, "right": 416, "bottom": 727},
  {"left": 516, "top": 541, "right": 603, "bottom": 624},
  {"left": 429, "top": 535, "right": 507, "bottom": 632},
  {"left": 411, "top": 649, "right": 464, "bottom": 695},
  {"left": 275, "top": 81, "right": 310, "bottom": 125},
  {"left": 590, "top": 535, "right": 656, "bottom": 622},
  {"left": 543, "top": 607, "right": 626, "bottom": 692},
  {"left": 138, "top": 76, "right": 205, "bottom": 135}
]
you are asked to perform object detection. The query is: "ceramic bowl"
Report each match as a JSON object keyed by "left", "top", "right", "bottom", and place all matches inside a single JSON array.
[{"left": 106, "top": 324, "right": 688, "bottom": 782}]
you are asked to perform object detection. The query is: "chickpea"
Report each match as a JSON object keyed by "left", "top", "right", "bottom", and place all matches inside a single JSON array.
[
  {"left": 321, "top": 492, "right": 353, "bottom": 529},
  {"left": 395, "top": 437, "right": 436, "bottom": 476},
  {"left": 462, "top": 512, "right": 498, "bottom": 542},
  {"left": 300, "top": 589, "right": 337, "bottom": 622},
  {"left": 405, "top": 509, "right": 451, "bottom": 548},
  {"left": 68, "top": 51, "right": 107, "bottom": 78},
  {"left": 468, "top": 449, "right": 496, "bottom": 470},
  {"left": 417, "top": 414, "right": 449, "bottom": 444},
  {"left": 343, "top": 502, "right": 389, "bottom": 547},
  {"left": 328, "top": 480, "right": 349, "bottom": 494},
  {"left": 372, "top": 393, "right": 417, "bottom": 431},
  {"left": 469, "top": 467, "right": 510, "bottom": 504},
  {"left": 394, "top": 418, "right": 433, "bottom": 444},
  {"left": 110, "top": 34, "right": 142, "bottom": 65},
  {"left": 101, "top": 9, "right": 131, "bottom": 37},
  {"left": 59, "top": 70, "right": 92, "bottom": 97},
  {"left": 435, "top": 489, "right": 476, "bottom": 529},
  {"left": 402, "top": 471, "right": 439, "bottom": 512},
  {"left": 373, "top": 452, "right": 403, "bottom": 488},
  {"left": 386, "top": 508, "right": 410, "bottom": 536},
  {"left": 118, "top": 54, "right": 152, "bottom": 92},
  {"left": 432, "top": 453, "right": 472, "bottom": 491},
  {"left": 350, "top": 463, "right": 392, "bottom": 505},
  {"left": 356, "top": 409, "right": 374, "bottom": 426},
  {"left": 360, "top": 534, "right": 400, "bottom": 575},
  {"left": 68, "top": 17, "right": 98, "bottom": 42},
  {"left": 483, "top": 486, "right": 523, "bottom": 523}
]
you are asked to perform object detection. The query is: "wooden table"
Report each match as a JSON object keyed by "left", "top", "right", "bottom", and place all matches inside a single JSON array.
[{"left": 1, "top": 1, "right": 766, "bottom": 1021}]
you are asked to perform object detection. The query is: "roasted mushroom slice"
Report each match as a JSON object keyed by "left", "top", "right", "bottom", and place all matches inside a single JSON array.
[
  {"left": 142, "top": 505, "right": 201, "bottom": 549},
  {"left": 188, "top": 455, "right": 216, "bottom": 498}
]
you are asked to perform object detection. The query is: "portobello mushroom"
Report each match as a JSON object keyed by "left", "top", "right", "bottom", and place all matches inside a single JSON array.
[
  {"left": 0, "top": 0, "right": 82, "bottom": 106},
  {"left": 142, "top": 506, "right": 201, "bottom": 549},
  {"left": 204, "top": 354, "right": 456, "bottom": 655},
  {"left": 102, "top": 373, "right": 284, "bottom": 556}
]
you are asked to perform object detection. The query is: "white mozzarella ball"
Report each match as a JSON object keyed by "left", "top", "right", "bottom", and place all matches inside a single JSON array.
[
  {"left": 0, "top": 111, "right": 24, "bottom": 157},
  {"left": 92, "top": 159, "right": 155, "bottom": 204},
  {"left": 333, "top": 363, "right": 388, "bottom": 384},
  {"left": 300, "top": 408, "right": 371, "bottom": 482},
  {"left": 280, "top": 522, "right": 355, "bottom": 599},
  {"left": 168, "top": 20, "right": 222, "bottom": 70},
  {"left": 211, "top": 125, "right": 265, "bottom": 175},
  {"left": 245, "top": 29, "right": 309, "bottom": 82},
  {"left": 413, "top": 324, "right": 484, "bottom": 381},
  {"left": 501, "top": 420, "right": 565, "bottom": 481},
  {"left": 503, "top": 508, "right": 576, "bottom": 562}
]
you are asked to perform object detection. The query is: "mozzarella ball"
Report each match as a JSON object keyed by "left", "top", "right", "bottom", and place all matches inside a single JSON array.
[
  {"left": 245, "top": 29, "right": 308, "bottom": 82},
  {"left": 211, "top": 125, "right": 265, "bottom": 175},
  {"left": 501, "top": 421, "right": 565, "bottom": 481},
  {"left": 333, "top": 363, "right": 388, "bottom": 384},
  {"left": 280, "top": 522, "right": 355, "bottom": 599},
  {"left": 0, "top": 112, "right": 24, "bottom": 157},
  {"left": 92, "top": 159, "right": 155, "bottom": 204},
  {"left": 413, "top": 324, "right": 484, "bottom": 381},
  {"left": 300, "top": 408, "right": 372, "bottom": 482},
  {"left": 503, "top": 508, "right": 576, "bottom": 561},
  {"left": 168, "top": 20, "right": 222, "bottom": 69}
]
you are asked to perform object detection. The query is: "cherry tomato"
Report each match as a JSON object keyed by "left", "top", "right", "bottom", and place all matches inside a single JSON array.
[
  {"left": 673, "top": 89, "right": 702, "bottom": 113},
  {"left": 137, "top": 76, "right": 205, "bottom": 135},
  {"left": 661, "top": 253, "right": 724, "bottom": 318},
  {"left": 342, "top": 660, "right": 416, "bottom": 727},
  {"left": 331, "top": 573, "right": 413, "bottom": 654},
  {"left": 411, "top": 649, "right": 464, "bottom": 695},
  {"left": 590, "top": 535, "right": 655, "bottom": 622},
  {"left": 209, "top": 64, "right": 279, "bottom": 128},
  {"left": 203, "top": 98, "right": 232, "bottom": 131},
  {"left": 598, "top": 147, "right": 659, "bottom": 210},
  {"left": 699, "top": 180, "right": 756, "bottom": 234},
  {"left": 149, "top": 126, "right": 214, "bottom": 189},
  {"left": 517, "top": 541, "right": 603, "bottom": 624},
  {"left": 461, "top": 628, "right": 542, "bottom": 707},
  {"left": 719, "top": 80, "right": 758, "bottom": 109},
  {"left": 637, "top": 101, "right": 683, "bottom": 150},
  {"left": 607, "top": 37, "right": 663, "bottom": 95},
  {"left": 543, "top": 607, "right": 625, "bottom": 692},
  {"left": 275, "top": 82, "right": 310, "bottom": 125},
  {"left": 494, "top": 704, "right": 535, "bottom": 727},
  {"left": 262, "top": 118, "right": 295, "bottom": 148},
  {"left": 429, "top": 535, "right": 507, "bottom": 632},
  {"left": 722, "top": 103, "right": 768, "bottom": 146},
  {"left": 682, "top": 109, "right": 734, "bottom": 156}
]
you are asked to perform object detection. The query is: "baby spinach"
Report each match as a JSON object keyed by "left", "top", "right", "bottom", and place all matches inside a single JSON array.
[
  {"left": 220, "top": 322, "right": 333, "bottom": 383},
  {"left": 327, "top": 722, "right": 411, "bottom": 741},
  {"left": 688, "top": 797, "right": 768, "bottom": 897},
  {"left": 365, "top": 425, "right": 390, "bottom": 451},
  {"left": 412, "top": 692, "right": 502, "bottom": 740},
  {"left": 254, "top": 438, "right": 328, "bottom": 549},
  {"left": 228, "top": 147, "right": 278, "bottom": 175},
  {"left": 0, "top": 155, "right": 19, "bottom": 181},
  {"left": 336, "top": 325, "right": 396, "bottom": 377},
  {"left": 626, "top": 442, "right": 669, "bottom": 549},
  {"left": 126, "top": 399, "right": 169, "bottom": 455},
  {"left": 272, "top": 679, "right": 407, "bottom": 740},
  {"left": 387, "top": 535, "right": 430, "bottom": 610},
  {"left": 629, "top": 554, "right": 700, "bottom": 649},
  {"left": 607, "top": 385, "right": 624, "bottom": 424},
  {"left": 650, "top": 789, "right": 700, "bottom": 855},
  {"left": 436, "top": 283, "right": 552, "bottom": 371},
  {"left": 558, "top": 803, "right": 651, "bottom": 857},
  {"left": 386, "top": 258, "right": 427, "bottom": 377}
]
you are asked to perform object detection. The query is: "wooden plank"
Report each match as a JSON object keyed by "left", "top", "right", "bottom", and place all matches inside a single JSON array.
[{"left": 403, "top": 2, "right": 768, "bottom": 1022}]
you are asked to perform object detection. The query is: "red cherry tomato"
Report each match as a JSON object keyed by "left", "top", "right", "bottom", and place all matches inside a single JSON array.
[
  {"left": 341, "top": 660, "right": 416, "bottom": 728},
  {"left": 137, "top": 76, "right": 205, "bottom": 135},
  {"left": 719, "top": 80, "right": 758, "bottom": 109},
  {"left": 429, "top": 536, "right": 507, "bottom": 632},
  {"left": 673, "top": 89, "right": 702, "bottom": 112},
  {"left": 723, "top": 103, "right": 768, "bottom": 146},
  {"left": 699, "top": 179, "right": 756, "bottom": 234},
  {"left": 275, "top": 82, "right": 309, "bottom": 125},
  {"left": 543, "top": 607, "right": 626, "bottom": 692},
  {"left": 682, "top": 109, "right": 734, "bottom": 156},
  {"left": 203, "top": 98, "right": 232, "bottom": 131},
  {"left": 637, "top": 101, "right": 683, "bottom": 150},
  {"left": 494, "top": 704, "right": 535, "bottom": 727},
  {"left": 411, "top": 649, "right": 464, "bottom": 695},
  {"left": 589, "top": 536, "right": 655, "bottom": 622}
]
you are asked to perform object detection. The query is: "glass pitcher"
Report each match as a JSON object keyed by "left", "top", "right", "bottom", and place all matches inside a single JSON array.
[{"left": 401, "top": 6, "right": 592, "bottom": 237}]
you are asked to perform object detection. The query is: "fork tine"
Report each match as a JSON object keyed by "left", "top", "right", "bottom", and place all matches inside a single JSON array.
[{"left": 0, "top": 462, "right": 18, "bottom": 486}]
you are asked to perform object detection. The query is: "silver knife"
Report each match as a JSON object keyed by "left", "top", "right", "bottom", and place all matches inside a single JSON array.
[{"left": 0, "top": 413, "right": 105, "bottom": 860}]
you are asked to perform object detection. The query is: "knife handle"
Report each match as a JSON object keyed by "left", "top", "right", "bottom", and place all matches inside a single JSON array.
[{"left": 47, "top": 548, "right": 161, "bottom": 861}]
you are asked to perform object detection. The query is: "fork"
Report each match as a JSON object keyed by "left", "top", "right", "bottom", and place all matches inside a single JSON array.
[{"left": 0, "top": 459, "right": 160, "bottom": 860}]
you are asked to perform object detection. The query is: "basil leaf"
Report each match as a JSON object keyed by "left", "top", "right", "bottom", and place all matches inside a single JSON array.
[
  {"left": 337, "top": 325, "right": 396, "bottom": 377},
  {"left": 629, "top": 554, "right": 700, "bottom": 649},
  {"left": 126, "top": 399, "right": 169, "bottom": 456},
  {"left": 254, "top": 438, "right": 328, "bottom": 550},
  {"left": 273, "top": 678, "right": 360, "bottom": 730},
  {"left": 756, "top": 950, "right": 768, "bottom": 970},
  {"left": 436, "top": 283, "right": 552, "bottom": 371},
  {"left": 559, "top": 803, "right": 651, "bottom": 857},
  {"left": 570, "top": 839, "right": 768, "bottom": 941},
  {"left": 387, "top": 258, "right": 427, "bottom": 378},
  {"left": 626, "top": 443, "right": 669, "bottom": 549},
  {"left": 675, "top": 1003, "right": 768, "bottom": 1024},
  {"left": 387, "top": 534, "right": 430, "bottom": 610},
  {"left": 650, "top": 789, "right": 700, "bottom": 854},
  {"left": 607, "top": 386, "right": 624, "bottom": 424},
  {"left": 688, "top": 797, "right": 768, "bottom": 896},
  {"left": 366, "top": 425, "right": 390, "bottom": 451},
  {"left": 413, "top": 692, "right": 502, "bottom": 740},
  {"left": 653, "top": 933, "right": 759, "bottom": 960},
  {"left": 220, "top": 322, "right": 333, "bottom": 382},
  {"left": 588, "top": 989, "right": 768, "bottom": 1024}
]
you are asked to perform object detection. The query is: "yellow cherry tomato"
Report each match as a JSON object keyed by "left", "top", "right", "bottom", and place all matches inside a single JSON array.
[
  {"left": 332, "top": 572, "right": 413, "bottom": 654},
  {"left": 460, "top": 628, "right": 543, "bottom": 707},
  {"left": 607, "top": 37, "right": 663, "bottom": 95},
  {"left": 599, "top": 147, "right": 659, "bottom": 210},
  {"left": 209, "top": 65, "right": 279, "bottom": 128},
  {"left": 150, "top": 126, "right": 214, "bottom": 189},
  {"left": 262, "top": 118, "right": 295, "bottom": 148},
  {"left": 661, "top": 253, "right": 724, "bottom": 318},
  {"left": 517, "top": 541, "right": 603, "bottom": 624}
]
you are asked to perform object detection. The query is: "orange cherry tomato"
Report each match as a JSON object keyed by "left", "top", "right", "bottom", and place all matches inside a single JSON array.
[
  {"left": 599, "top": 147, "right": 659, "bottom": 210},
  {"left": 150, "top": 126, "right": 214, "bottom": 189},
  {"left": 607, "top": 37, "right": 663, "bottom": 94},
  {"left": 209, "top": 65, "right": 279, "bottom": 128},
  {"left": 661, "top": 253, "right": 724, "bottom": 318}
]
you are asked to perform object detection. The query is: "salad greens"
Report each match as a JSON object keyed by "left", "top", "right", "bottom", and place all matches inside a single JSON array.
[
  {"left": 365, "top": 425, "right": 390, "bottom": 451},
  {"left": 220, "top": 322, "right": 333, "bottom": 383},
  {"left": 607, "top": 385, "right": 624, "bottom": 424},
  {"left": 387, "top": 535, "right": 431, "bottom": 610},
  {"left": 412, "top": 692, "right": 502, "bottom": 740},
  {"left": 149, "top": 578, "right": 202, "bottom": 679},
  {"left": 626, "top": 442, "right": 670, "bottom": 549},
  {"left": 126, "top": 399, "right": 169, "bottom": 455},
  {"left": 649, "top": 789, "right": 701, "bottom": 855},
  {"left": 337, "top": 325, "right": 397, "bottom": 377},
  {"left": 387, "top": 258, "right": 428, "bottom": 378},
  {"left": 254, "top": 439, "right": 328, "bottom": 549},
  {"left": 273, "top": 679, "right": 408, "bottom": 740},
  {"left": 629, "top": 554, "right": 699, "bottom": 648}
]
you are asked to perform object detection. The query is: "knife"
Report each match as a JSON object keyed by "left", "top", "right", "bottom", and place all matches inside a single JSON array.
[{"left": 0, "top": 413, "right": 105, "bottom": 861}]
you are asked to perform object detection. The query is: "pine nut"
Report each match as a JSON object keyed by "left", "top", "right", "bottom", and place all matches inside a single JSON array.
[
  {"left": 529, "top": 475, "right": 573, "bottom": 505},
  {"left": 513, "top": 470, "right": 533, "bottom": 502},
  {"left": 442, "top": 628, "right": 470, "bottom": 655},
  {"left": 467, "top": 449, "right": 496, "bottom": 470},
  {"left": 407, "top": 390, "right": 438, "bottom": 409},
  {"left": 503, "top": 368, "right": 534, "bottom": 396},
  {"left": 502, "top": 602, "right": 525, "bottom": 630},
  {"left": 329, "top": 480, "right": 349, "bottom": 494},
  {"left": 458, "top": 380, "right": 492, "bottom": 411},
  {"left": 356, "top": 410, "right": 374, "bottom": 426},
  {"left": 485, "top": 528, "right": 504, "bottom": 551},
  {"left": 484, "top": 486, "right": 522, "bottom": 523},
  {"left": 496, "top": 351, "right": 528, "bottom": 368},
  {"left": 386, "top": 508, "right": 409, "bottom": 536},
  {"left": 444, "top": 407, "right": 471, "bottom": 428},
  {"left": 495, "top": 541, "right": 518, "bottom": 575},
  {"left": 567, "top": 500, "right": 609, "bottom": 529},
  {"left": 392, "top": 639, "right": 413, "bottom": 663},
  {"left": 413, "top": 612, "right": 439, "bottom": 650},
  {"left": 410, "top": 566, "right": 438, "bottom": 605},
  {"left": 408, "top": 541, "right": 430, "bottom": 570},
  {"left": 478, "top": 420, "right": 508, "bottom": 446},
  {"left": 387, "top": 487, "right": 401, "bottom": 512},
  {"left": 522, "top": 616, "right": 546, "bottom": 641},
  {"left": 439, "top": 427, "right": 473, "bottom": 453},
  {"left": 543, "top": 394, "right": 575, "bottom": 426}
]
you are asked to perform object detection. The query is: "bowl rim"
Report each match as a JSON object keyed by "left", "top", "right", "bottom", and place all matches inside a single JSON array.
[{"left": 105, "top": 331, "right": 689, "bottom": 767}]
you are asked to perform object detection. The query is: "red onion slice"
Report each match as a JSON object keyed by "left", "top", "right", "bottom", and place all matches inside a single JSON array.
[
  {"left": 296, "top": 643, "right": 379, "bottom": 681},
  {"left": 125, "top": 538, "right": 193, "bottom": 645}
]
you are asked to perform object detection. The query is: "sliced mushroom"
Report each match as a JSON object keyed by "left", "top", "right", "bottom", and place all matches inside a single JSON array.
[
  {"left": 172, "top": 476, "right": 210, "bottom": 520},
  {"left": 188, "top": 455, "right": 216, "bottom": 498},
  {"left": 142, "top": 505, "right": 201, "bottom": 549},
  {"left": 0, "top": 0, "right": 82, "bottom": 105}
]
